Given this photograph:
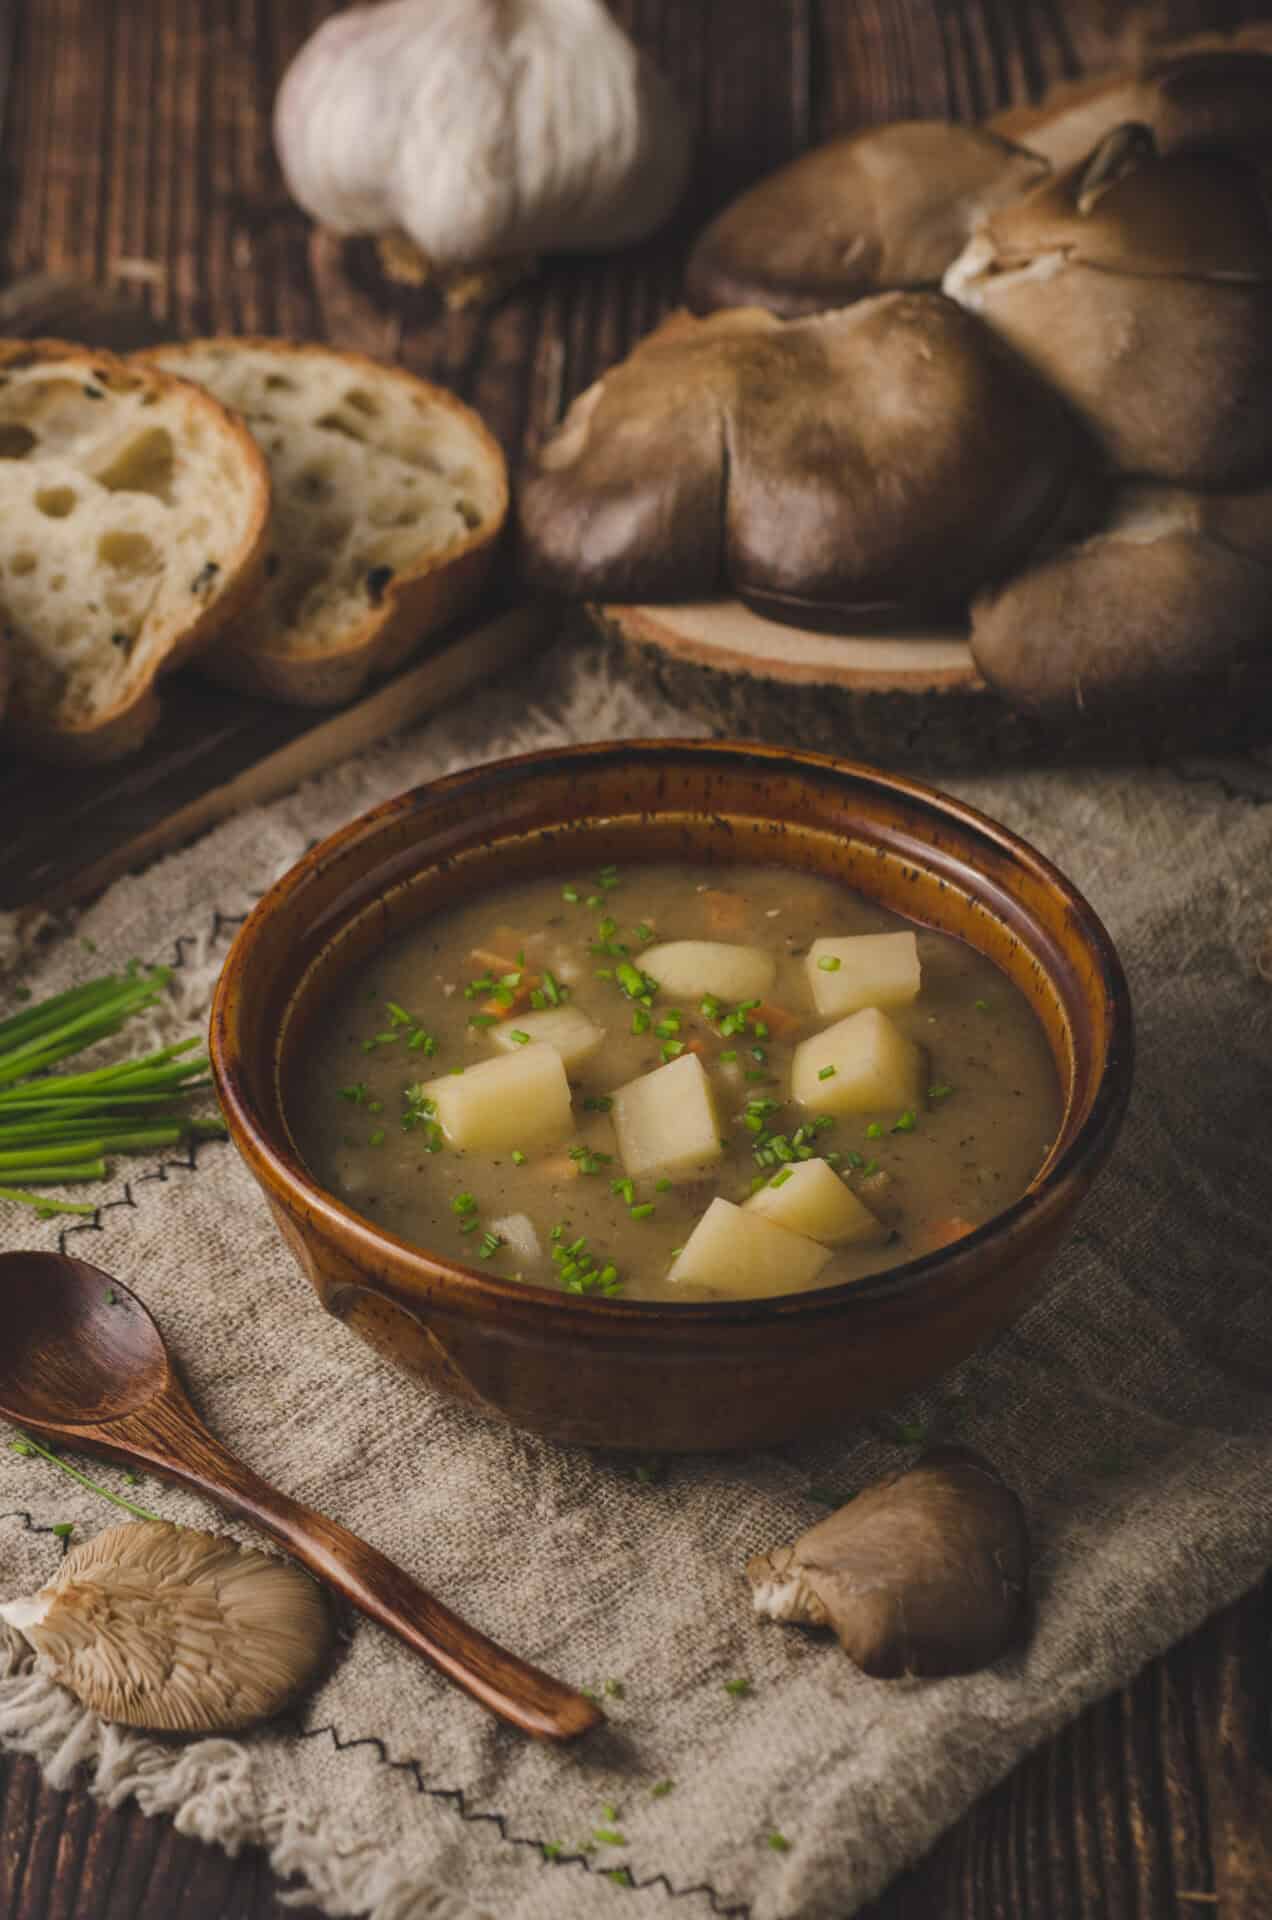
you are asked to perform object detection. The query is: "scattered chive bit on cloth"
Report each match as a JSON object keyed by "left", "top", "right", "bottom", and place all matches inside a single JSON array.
[{"left": 1, "top": 643, "right": 1271, "bottom": 1920}]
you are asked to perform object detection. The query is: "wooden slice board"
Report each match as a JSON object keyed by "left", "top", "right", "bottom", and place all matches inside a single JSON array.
[{"left": 589, "top": 598, "right": 1040, "bottom": 769}]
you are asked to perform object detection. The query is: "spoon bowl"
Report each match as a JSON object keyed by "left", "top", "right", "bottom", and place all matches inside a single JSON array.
[
  {"left": 0, "top": 1254, "right": 170, "bottom": 1427},
  {"left": 0, "top": 1250, "right": 600, "bottom": 1742}
]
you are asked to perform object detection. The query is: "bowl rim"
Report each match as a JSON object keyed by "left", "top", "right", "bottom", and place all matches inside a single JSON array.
[{"left": 210, "top": 737, "right": 1134, "bottom": 1326}]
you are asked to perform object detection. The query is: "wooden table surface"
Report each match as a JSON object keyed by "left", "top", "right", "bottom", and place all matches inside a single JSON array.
[{"left": 3, "top": 0, "right": 1272, "bottom": 1914}]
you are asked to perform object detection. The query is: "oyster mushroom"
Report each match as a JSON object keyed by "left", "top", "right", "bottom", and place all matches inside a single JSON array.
[
  {"left": 986, "top": 43, "right": 1272, "bottom": 170},
  {"left": 971, "top": 480, "right": 1272, "bottom": 721},
  {"left": 519, "top": 295, "right": 1093, "bottom": 626},
  {"left": 0, "top": 1522, "right": 334, "bottom": 1732},
  {"left": 684, "top": 123, "right": 1049, "bottom": 319},
  {"left": 944, "top": 127, "right": 1272, "bottom": 486},
  {"left": 747, "top": 1446, "right": 1029, "bottom": 1678}
]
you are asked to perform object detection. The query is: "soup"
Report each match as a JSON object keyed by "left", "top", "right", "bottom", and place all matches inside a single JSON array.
[{"left": 291, "top": 862, "right": 1061, "bottom": 1302}]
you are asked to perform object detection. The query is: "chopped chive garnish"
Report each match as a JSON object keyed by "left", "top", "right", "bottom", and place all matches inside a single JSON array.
[
  {"left": 862, "top": 1158, "right": 880, "bottom": 1176},
  {"left": 468, "top": 1012, "right": 497, "bottom": 1029},
  {"left": 635, "top": 923, "right": 653, "bottom": 943},
  {"left": 845, "top": 1150, "right": 865, "bottom": 1169},
  {"left": 630, "top": 1202, "right": 654, "bottom": 1221},
  {"left": 817, "top": 956, "right": 842, "bottom": 972},
  {"left": 452, "top": 1192, "right": 478, "bottom": 1215},
  {"left": 891, "top": 1109, "right": 917, "bottom": 1133},
  {"left": 975, "top": 998, "right": 991, "bottom": 1012},
  {"left": 542, "top": 971, "right": 566, "bottom": 1006},
  {"left": 569, "top": 1145, "right": 613, "bottom": 1174},
  {"left": 369, "top": 1128, "right": 385, "bottom": 1147},
  {"left": 724, "top": 1678, "right": 751, "bottom": 1698},
  {"left": 594, "top": 1827, "right": 626, "bottom": 1847},
  {"left": 611, "top": 1177, "right": 636, "bottom": 1205},
  {"left": 583, "top": 1095, "right": 613, "bottom": 1112},
  {"left": 509, "top": 1029, "right": 531, "bottom": 1046},
  {"left": 719, "top": 1048, "right": 737, "bottom": 1063},
  {"left": 928, "top": 1082, "right": 954, "bottom": 1101},
  {"left": 562, "top": 885, "right": 580, "bottom": 903},
  {"left": 769, "top": 1167, "right": 794, "bottom": 1188},
  {"left": 511, "top": 1149, "right": 527, "bottom": 1165},
  {"left": 631, "top": 1009, "right": 651, "bottom": 1035},
  {"left": 617, "top": 962, "right": 658, "bottom": 1003},
  {"left": 818, "top": 1065, "right": 836, "bottom": 1081},
  {"left": 655, "top": 1177, "right": 671, "bottom": 1192},
  {"left": 651, "top": 1779, "right": 675, "bottom": 1799},
  {"left": 338, "top": 1082, "right": 368, "bottom": 1104},
  {"left": 478, "top": 1231, "right": 504, "bottom": 1258},
  {"left": 866, "top": 1121, "right": 883, "bottom": 1139},
  {"left": 767, "top": 1833, "right": 791, "bottom": 1853},
  {"left": 661, "top": 1040, "right": 684, "bottom": 1062}
]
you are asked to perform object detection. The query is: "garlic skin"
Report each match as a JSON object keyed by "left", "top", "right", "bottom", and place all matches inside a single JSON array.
[
  {"left": 0, "top": 1522, "right": 333, "bottom": 1733},
  {"left": 274, "top": 0, "right": 691, "bottom": 273}
]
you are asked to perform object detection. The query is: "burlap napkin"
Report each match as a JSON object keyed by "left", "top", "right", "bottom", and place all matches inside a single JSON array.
[{"left": 2, "top": 638, "right": 1271, "bottom": 1920}]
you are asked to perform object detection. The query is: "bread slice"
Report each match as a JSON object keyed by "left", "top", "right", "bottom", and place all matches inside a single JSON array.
[
  {"left": 0, "top": 339, "right": 270, "bottom": 763},
  {"left": 139, "top": 339, "right": 509, "bottom": 705}
]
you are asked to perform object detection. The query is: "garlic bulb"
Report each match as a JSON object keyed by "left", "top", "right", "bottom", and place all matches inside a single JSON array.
[{"left": 274, "top": 0, "right": 691, "bottom": 289}]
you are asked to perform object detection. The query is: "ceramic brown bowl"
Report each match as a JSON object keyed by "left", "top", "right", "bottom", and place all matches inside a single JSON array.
[{"left": 210, "top": 740, "right": 1132, "bottom": 1452}]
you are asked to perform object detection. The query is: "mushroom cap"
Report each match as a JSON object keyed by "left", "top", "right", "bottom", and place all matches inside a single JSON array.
[
  {"left": 986, "top": 46, "right": 1272, "bottom": 171},
  {"left": 970, "top": 481, "right": 1272, "bottom": 719},
  {"left": 945, "top": 134, "right": 1272, "bottom": 485},
  {"left": 519, "top": 296, "right": 1092, "bottom": 624},
  {"left": 747, "top": 1446, "right": 1029, "bottom": 1679},
  {"left": 0, "top": 1521, "right": 334, "bottom": 1733},
  {"left": 975, "top": 131, "right": 1272, "bottom": 281},
  {"left": 685, "top": 122, "right": 1049, "bottom": 319}
]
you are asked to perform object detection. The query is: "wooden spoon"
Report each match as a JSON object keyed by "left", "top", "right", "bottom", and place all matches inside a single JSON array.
[{"left": 0, "top": 1251, "right": 602, "bottom": 1742}]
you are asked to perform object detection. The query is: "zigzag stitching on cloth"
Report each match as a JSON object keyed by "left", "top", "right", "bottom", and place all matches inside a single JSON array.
[
  {"left": 0, "top": 1509, "right": 73, "bottom": 1550},
  {"left": 294, "top": 1720, "right": 752, "bottom": 1917}
]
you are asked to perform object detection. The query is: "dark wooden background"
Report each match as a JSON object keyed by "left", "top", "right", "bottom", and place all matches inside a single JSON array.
[{"left": 4, "top": 0, "right": 1272, "bottom": 1914}]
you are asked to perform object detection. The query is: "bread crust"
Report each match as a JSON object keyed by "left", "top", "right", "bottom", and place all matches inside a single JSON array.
[
  {"left": 0, "top": 338, "right": 271, "bottom": 764},
  {"left": 137, "top": 338, "right": 509, "bottom": 707}
]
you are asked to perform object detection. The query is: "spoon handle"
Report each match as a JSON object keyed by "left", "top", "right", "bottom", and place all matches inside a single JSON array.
[
  {"left": 213, "top": 1460, "right": 602, "bottom": 1743},
  {"left": 44, "top": 1405, "right": 601, "bottom": 1743}
]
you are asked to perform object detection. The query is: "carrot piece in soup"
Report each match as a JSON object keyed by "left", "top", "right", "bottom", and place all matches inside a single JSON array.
[
  {"left": 702, "top": 889, "right": 750, "bottom": 934},
  {"left": 748, "top": 1001, "right": 802, "bottom": 1040}
]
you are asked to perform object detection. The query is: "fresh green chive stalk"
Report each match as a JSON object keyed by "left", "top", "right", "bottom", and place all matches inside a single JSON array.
[{"left": 8, "top": 1429, "right": 165, "bottom": 1524}]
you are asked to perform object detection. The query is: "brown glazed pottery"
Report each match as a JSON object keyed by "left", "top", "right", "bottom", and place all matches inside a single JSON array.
[{"left": 210, "top": 740, "right": 1132, "bottom": 1452}]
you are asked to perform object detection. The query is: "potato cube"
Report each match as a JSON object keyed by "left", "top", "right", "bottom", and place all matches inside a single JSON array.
[
  {"left": 491, "top": 1006, "right": 604, "bottom": 1070},
  {"left": 745, "top": 1156, "right": 888, "bottom": 1246},
  {"left": 806, "top": 932, "right": 920, "bottom": 1019},
  {"left": 610, "top": 1051, "right": 722, "bottom": 1184},
  {"left": 790, "top": 1007, "right": 921, "bottom": 1116},
  {"left": 420, "top": 1043, "right": 572, "bottom": 1154},
  {"left": 639, "top": 940, "right": 775, "bottom": 1003},
  {"left": 668, "top": 1198, "right": 832, "bottom": 1298}
]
